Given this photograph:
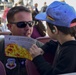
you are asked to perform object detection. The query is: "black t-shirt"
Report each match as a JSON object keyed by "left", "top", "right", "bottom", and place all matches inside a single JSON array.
[{"left": 33, "top": 40, "right": 76, "bottom": 75}]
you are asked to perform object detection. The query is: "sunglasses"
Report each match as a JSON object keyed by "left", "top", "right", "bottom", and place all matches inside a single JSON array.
[{"left": 9, "top": 21, "right": 35, "bottom": 28}]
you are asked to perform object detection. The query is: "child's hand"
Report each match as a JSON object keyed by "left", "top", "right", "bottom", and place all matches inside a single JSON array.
[{"left": 29, "top": 44, "right": 44, "bottom": 59}]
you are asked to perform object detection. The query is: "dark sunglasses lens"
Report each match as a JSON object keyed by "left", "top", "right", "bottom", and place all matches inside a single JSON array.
[
  {"left": 17, "top": 22, "right": 26, "bottom": 28},
  {"left": 28, "top": 22, "right": 32, "bottom": 27},
  {"left": 28, "top": 21, "right": 34, "bottom": 27},
  {"left": 16, "top": 21, "right": 34, "bottom": 28}
]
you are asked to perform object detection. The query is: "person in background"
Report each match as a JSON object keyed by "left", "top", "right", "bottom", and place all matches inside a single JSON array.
[
  {"left": 41, "top": 2, "right": 47, "bottom": 12},
  {"left": 0, "top": 6, "right": 43, "bottom": 75},
  {"left": 2, "top": 5, "right": 10, "bottom": 23},
  {"left": 33, "top": 3, "right": 39, "bottom": 15},
  {"left": 60, "top": 0, "right": 65, "bottom": 2},
  {"left": 31, "top": 11, "right": 46, "bottom": 39},
  {"left": 29, "top": 1, "right": 76, "bottom": 75},
  {"left": 17, "top": 1, "right": 23, "bottom": 6},
  {"left": 1, "top": 5, "right": 11, "bottom": 34},
  {"left": 31, "top": 20, "right": 46, "bottom": 39}
]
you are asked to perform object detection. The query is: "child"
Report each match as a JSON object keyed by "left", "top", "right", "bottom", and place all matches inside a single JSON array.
[{"left": 29, "top": 1, "right": 76, "bottom": 75}]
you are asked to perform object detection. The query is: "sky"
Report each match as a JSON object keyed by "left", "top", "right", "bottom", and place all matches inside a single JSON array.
[
  {"left": 14, "top": 0, "right": 76, "bottom": 10},
  {"left": 33, "top": 0, "right": 76, "bottom": 11}
]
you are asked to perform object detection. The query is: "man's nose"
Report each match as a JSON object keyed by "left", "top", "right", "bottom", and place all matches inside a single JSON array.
[{"left": 24, "top": 24, "right": 30, "bottom": 29}]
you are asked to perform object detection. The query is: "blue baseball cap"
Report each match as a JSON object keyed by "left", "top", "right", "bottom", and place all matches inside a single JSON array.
[{"left": 35, "top": 1, "right": 76, "bottom": 27}]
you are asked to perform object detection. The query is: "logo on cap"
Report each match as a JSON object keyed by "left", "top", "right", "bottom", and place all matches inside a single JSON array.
[{"left": 47, "top": 15, "right": 54, "bottom": 21}]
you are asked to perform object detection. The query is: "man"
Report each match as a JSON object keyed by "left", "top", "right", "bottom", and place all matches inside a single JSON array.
[
  {"left": 29, "top": 1, "right": 76, "bottom": 75},
  {"left": 0, "top": 6, "right": 43, "bottom": 75}
]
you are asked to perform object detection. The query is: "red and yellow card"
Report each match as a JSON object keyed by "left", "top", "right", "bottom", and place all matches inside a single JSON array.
[{"left": 4, "top": 35, "right": 36, "bottom": 60}]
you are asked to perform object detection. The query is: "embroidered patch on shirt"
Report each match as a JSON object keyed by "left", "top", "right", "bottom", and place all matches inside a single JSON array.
[{"left": 6, "top": 58, "right": 16, "bottom": 69}]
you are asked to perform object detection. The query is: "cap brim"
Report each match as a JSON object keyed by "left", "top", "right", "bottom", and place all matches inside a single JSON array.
[{"left": 35, "top": 12, "right": 47, "bottom": 21}]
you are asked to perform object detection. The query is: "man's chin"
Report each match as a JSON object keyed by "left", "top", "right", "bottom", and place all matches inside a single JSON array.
[{"left": 24, "top": 34, "right": 31, "bottom": 37}]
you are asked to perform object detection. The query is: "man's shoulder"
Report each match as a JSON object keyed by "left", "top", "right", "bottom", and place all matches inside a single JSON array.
[
  {"left": 0, "top": 36, "right": 4, "bottom": 57},
  {"left": 0, "top": 35, "right": 4, "bottom": 43}
]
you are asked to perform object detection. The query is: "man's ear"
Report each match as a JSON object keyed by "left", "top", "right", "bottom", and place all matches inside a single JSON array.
[{"left": 7, "top": 24, "right": 12, "bottom": 29}]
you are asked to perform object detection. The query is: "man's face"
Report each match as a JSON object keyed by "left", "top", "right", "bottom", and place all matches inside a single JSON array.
[{"left": 8, "top": 11, "right": 33, "bottom": 37}]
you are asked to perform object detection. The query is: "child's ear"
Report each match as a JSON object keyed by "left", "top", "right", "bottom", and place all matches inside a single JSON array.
[
  {"left": 52, "top": 29, "right": 56, "bottom": 33},
  {"left": 53, "top": 26, "right": 58, "bottom": 34}
]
